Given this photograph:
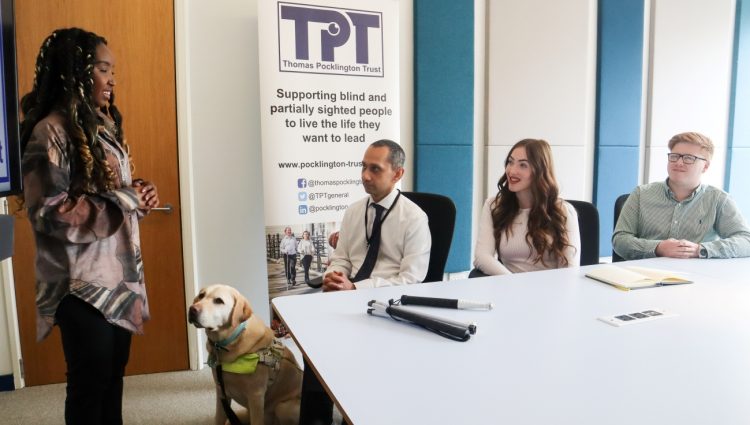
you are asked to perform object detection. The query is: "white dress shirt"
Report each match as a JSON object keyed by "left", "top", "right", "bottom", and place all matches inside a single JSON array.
[
  {"left": 473, "top": 197, "right": 581, "bottom": 275},
  {"left": 297, "top": 239, "right": 315, "bottom": 256},
  {"left": 328, "top": 188, "right": 431, "bottom": 289},
  {"left": 280, "top": 235, "right": 298, "bottom": 255}
]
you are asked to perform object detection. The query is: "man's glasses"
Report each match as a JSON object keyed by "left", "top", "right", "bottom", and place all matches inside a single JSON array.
[{"left": 667, "top": 153, "right": 707, "bottom": 165}]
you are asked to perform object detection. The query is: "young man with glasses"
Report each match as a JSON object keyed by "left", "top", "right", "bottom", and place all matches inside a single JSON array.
[{"left": 613, "top": 132, "right": 750, "bottom": 260}]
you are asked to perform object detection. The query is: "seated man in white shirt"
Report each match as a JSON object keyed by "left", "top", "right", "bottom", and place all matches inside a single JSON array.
[
  {"left": 322, "top": 139, "right": 432, "bottom": 291},
  {"left": 301, "top": 139, "right": 431, "bottom": 425}
]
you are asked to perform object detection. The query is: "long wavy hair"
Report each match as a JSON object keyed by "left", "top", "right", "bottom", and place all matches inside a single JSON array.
[
  {"left": 20, "top": 28, "right": 128, "bottom": 196},
  {"left": 491, "top": 139, "right": 572, "bottom": 267}
]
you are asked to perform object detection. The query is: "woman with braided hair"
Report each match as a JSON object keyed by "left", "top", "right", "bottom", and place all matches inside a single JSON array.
[{"left": 20, "top": 28, "right": 158, "bottom": 424}]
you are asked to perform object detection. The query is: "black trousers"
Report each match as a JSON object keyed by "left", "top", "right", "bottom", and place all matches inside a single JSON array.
[
  {"left": 299, "top": 358, "right": 334, "bottom": 425},
  {"left": 283, "top": 254, "right": 297, "bottom": 283},
  {"left": 56, "top": 295, "right": 132, "bottom": 425},
  {"left": 302, "top": 254, "right": 313, "bottom": 283}
]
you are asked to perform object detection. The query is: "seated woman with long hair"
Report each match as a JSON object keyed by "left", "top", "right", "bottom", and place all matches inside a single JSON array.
[{"left": 474, "top": 139, "right": 580, "bottom": 275}]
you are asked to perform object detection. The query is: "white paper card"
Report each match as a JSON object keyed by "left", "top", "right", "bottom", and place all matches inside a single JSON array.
[{"left": 598, "top": 309, "right": 677, "bottom": 327}]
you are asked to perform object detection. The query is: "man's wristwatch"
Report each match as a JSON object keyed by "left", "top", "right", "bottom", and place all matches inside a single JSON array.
[{"left": 699, "top": 246, "right": 708, "bottom": 259}]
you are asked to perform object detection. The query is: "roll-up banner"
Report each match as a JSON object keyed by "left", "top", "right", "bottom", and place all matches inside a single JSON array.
[{"left": 257, "top": 0, "right": 399, "bottom": 318}]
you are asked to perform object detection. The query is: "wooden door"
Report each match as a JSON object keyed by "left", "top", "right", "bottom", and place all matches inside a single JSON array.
[{"left": 11, "top": 0, "right": 187, "bottom": 385}]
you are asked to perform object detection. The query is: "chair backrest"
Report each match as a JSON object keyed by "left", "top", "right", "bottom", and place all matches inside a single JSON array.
[
  {"left": 468, "top": 268, "right": 488, "bottom": 278},
  {"left": 566, "top": 200, "right": 600, "bottom": 266},
  {"left": 0, "top": 214, "right": 14, "bottom": 262},
  {"left": 612, "top": 193, "right": 630, "bottom": 262},
  {"left": 401, "top": 192, "right": 456, "bottom": 283}
]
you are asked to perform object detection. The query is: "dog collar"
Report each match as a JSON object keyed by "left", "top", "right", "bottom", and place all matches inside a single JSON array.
[{"left": 214, "top": 319, "right": 248, "bottom": 351}]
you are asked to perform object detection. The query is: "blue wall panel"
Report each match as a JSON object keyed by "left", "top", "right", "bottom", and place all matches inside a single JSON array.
[
  {"left": 596, "top": 0, "right": 645, "bottom": 148},
  {"left": 416, "top": 145, "right": 472, "bottom": 272},
  {"left": 728, "top": 0, "right": 750, "bottom": 218},
  {"left": 596, "top": 146, "right": 640, "bottom": 255},
  {"left": 727, "top": 148, "right": 750, "bottom": 218},
  {"left": 414, "top": 0, "right": 474, "bottom": 146},
  {"left": 729, "top": 0, "right": 750, "bottom": 149},
  {"left": 594, "top": 0, "right": 645, "bottom": 257},
  {"left": 414, "top": 0, "right": 473, "bottom": 272}
]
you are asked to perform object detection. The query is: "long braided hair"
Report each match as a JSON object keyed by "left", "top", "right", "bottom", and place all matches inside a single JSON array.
[
  {"left": 20, "top": 28, "right": 129, "bottom": 196},
  {"left": 491, "top": 139, "right": 572, "bottom": 267}
]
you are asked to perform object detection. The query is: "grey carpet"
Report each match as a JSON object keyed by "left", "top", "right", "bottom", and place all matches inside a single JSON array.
[
  {"left": 0, "top": 363, "right": 342, "bottom": 424},
  {"left": 0, "top": 368, "right": 216, "bottom": 424}
]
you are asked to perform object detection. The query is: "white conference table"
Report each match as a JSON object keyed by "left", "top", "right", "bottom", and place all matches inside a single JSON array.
[{"left": 272, "top": 258, "right": 750, "bottom": 425}]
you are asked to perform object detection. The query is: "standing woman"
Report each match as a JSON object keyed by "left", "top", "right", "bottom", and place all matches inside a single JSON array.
[
  {"left": 473, "top": 139, "right": 580, "bottom": 275},
  {"left": 20, "top": 28, "right": 158, "bottom": 424},
  {"left": 297, "top": 230, "right": 315, "bottom": 285}
]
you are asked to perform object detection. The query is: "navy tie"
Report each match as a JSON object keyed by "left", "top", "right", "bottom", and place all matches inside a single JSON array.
[{"left": 353, "top": 203, "right": 385, "bottom": 282}]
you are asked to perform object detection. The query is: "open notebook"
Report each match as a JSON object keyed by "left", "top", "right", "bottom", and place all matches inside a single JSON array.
[{"left": 585, "top": 265, "right": 693, "bottom": 290}]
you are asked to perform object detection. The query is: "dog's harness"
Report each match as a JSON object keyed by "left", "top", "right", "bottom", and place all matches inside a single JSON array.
[
  {"left": 212, "top": 338, "right": 286, "bottom": 374},
  {"left": 208, "top": 320, "right": 288, "bottom": 425}
]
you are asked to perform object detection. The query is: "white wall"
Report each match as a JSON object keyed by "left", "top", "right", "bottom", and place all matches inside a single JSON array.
[
  {"left": 183, "top": 0, "right": 269, "bottom": 314},
  {"left": 2, "top": 0, "right": 739, "bottom": 382},
  {"left": 472, "top": 0, "right": 487, "bottom": 267},
  {"left": 179, "top": 0, "right": 413, "bottom": 367},
  {"left": 0, "top": 199, "right": 22, "bottom": 384},
  {"left": 180, "top": 0, "right": 414, "bottom": 308},
  {"left": 0, "top": 0, "right": 415, "bottom": 383},
  {"left": 0, "top": 259, "right": 9, "bottom": 375},
  {"left": 397, "top": 1, "right": 415, "bottom": 190},
  {"left": 485, "top": 0, "right": 598, "bottom": 202},
  {"left": 0, "top": 198, "right": 14, "bottom": 378},
  {"left": 645, "top": 0, "right": 736, "bottom": 185},
  {"left": 177, "top": 0, "right": 271, "bottom": 369}
]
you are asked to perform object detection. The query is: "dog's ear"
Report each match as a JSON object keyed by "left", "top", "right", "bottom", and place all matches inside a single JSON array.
[
  {"left": 230, "top": 288, "right": 254, "bottom": 326},
  {"left": 192, "top": 288, "right": 206, "bottom": 304}
]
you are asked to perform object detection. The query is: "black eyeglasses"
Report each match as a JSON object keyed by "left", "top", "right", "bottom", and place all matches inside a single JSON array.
[{"left": 667, "top": 153, "right": 707, "bottom": 165}]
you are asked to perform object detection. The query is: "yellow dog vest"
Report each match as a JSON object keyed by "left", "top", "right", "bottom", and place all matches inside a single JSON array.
[
  {"left": 221, "top": 353, "right": 261, "bottom": 374},
  {"left": 210, "top": 338, "right": 286, "bottom": 374}
]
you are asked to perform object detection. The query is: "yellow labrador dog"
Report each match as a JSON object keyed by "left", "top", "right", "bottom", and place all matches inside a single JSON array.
[{"left": 189, "top": 284, "right": 302, "bottom": 425}]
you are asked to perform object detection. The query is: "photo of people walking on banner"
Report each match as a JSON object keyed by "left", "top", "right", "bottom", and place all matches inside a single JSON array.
[{"left": 265, "top": 222, "right": 339, "bottom": 299}]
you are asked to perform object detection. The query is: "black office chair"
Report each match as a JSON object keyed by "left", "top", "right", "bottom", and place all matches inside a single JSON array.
[
  {"left": 612, "top": 193, "right": 630, "bottom": 262},
  {"left": 469, "top": 200, "right": 599, "bottom": 276},
  {"left": 0, "top": 214, "right": 14, "bottom": 262},
  {"left": 566, "top": 200, "right": 600, "bottom": 266},
  {"left": 401, "top": 192, "right": 456, "bottom": 283},
  {"left": 468, "top": 268, "right": 488, "bottom": 278}
]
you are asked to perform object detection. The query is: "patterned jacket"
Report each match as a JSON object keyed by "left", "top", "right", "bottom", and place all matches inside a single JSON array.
[{"left": 22, "top": 111, "right": 149, "bottom": 340}]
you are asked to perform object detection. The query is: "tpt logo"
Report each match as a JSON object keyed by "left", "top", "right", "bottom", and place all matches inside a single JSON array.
[{"left": 278, "top": 3, "right": 383, "bottom": 77}]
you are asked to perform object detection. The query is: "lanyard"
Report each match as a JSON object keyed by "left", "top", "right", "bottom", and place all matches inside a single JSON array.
[{"left": 364, "top": 190, "right": 401, "bottom": 245}]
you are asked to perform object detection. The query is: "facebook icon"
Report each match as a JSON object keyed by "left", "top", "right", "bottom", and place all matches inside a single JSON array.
[
  {"left": 298, "top": 205, "right": 308, "bottom": 215},
  {"left": 297, "top": 178, "right": 307, "bottom": 188}
]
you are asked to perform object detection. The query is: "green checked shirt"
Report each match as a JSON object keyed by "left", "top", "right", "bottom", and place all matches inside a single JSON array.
[{"left": 612, "top": 180, "right": 750, "bottom": 260}]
